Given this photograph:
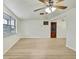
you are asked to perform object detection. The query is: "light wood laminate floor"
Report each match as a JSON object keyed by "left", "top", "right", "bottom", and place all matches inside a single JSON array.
[{"left": 4, "top": 38, "right": 76, "bottom": 59}]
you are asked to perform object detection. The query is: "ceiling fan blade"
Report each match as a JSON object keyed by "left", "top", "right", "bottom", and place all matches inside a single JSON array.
[
  {"left": 56, "top": 0, "right": 64, "bottom": 3},
  {"left": 34, "top": 6, "right": 47, "bottom": 12},
  {"left": 39, "top": 0, "right": 48, "bottom": 3},
  {"left": 54, "top": 6, "right": 67, "bottom": 9}
]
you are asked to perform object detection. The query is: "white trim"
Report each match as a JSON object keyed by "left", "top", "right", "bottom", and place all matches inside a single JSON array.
[{"left": 66, "top": 45, "right": 76, "bottom": 51}]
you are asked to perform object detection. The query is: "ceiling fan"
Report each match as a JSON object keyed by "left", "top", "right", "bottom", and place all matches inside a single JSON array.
[{"left": 34, "top": 0, "right": 67, "bottom": 12}]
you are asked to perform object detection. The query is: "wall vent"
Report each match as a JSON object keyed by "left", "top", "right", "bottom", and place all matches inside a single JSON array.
[{"left": 43, "top": 21, "right": 48, "bottom": 25}]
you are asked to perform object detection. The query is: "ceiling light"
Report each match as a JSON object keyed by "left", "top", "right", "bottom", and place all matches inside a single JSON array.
[
  {"left": 45, "top": 8, "right": 51, "bottom": 13},
  {"left": 45, "top": 7, "right": 56, "bottom": 13}
]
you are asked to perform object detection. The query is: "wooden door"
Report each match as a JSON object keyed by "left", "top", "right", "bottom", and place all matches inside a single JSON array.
[{"left": 51, "top": 22, "right": 57, "bottom": 38}]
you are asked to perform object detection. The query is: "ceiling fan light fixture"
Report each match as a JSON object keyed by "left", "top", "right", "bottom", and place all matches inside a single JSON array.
[
  {"left": 45, "top": 7, "right": 56, "bottom": 13},
  {"left": 45, "top": 7, "right": 51, "bottom": 13},
  {"left": 51, "top": 7, "right": 56, "bottom": 12}
]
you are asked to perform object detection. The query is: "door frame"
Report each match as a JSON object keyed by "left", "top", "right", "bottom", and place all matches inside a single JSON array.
[{"left": 50, "top": 22, "right": 57, "bottom": 38}]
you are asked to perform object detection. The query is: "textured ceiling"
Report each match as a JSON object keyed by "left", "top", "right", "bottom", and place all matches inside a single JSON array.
[{"left": 4, "top": 0, "right": 76, "bottom": 20}]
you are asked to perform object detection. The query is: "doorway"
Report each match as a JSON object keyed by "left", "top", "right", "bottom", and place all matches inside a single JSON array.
[{"left": 51, "top": 22, "right": 57, "bottom": 38}]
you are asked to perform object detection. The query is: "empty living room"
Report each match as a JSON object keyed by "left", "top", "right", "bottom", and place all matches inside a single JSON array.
[{"left": 3, "top": 0, "right": 76, "bottom": 59}]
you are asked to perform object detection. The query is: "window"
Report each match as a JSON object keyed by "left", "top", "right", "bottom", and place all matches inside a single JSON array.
[{"left": 3, "top": 13, "right": 16, "bottom": 37}]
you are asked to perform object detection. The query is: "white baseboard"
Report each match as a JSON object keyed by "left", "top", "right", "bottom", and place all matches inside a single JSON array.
[{"left": 66, "top": 45, "right": 76, "bottom": 51}]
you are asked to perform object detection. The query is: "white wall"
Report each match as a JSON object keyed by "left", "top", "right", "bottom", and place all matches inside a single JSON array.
[
  {"left": 21, "top": 19, "right": 66, "bottom": 38},
  {"left": 21, "top": 20, "right": 50, "bottom": 38},
  {"left": 65, "top": 8, "right": 76, "bottom": 51},
  {"left": 3, "top": 5, "right": 21, "bottom": 54},
  {"left": 57, "top": 21, "right": 66, "bottom": 38}
]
